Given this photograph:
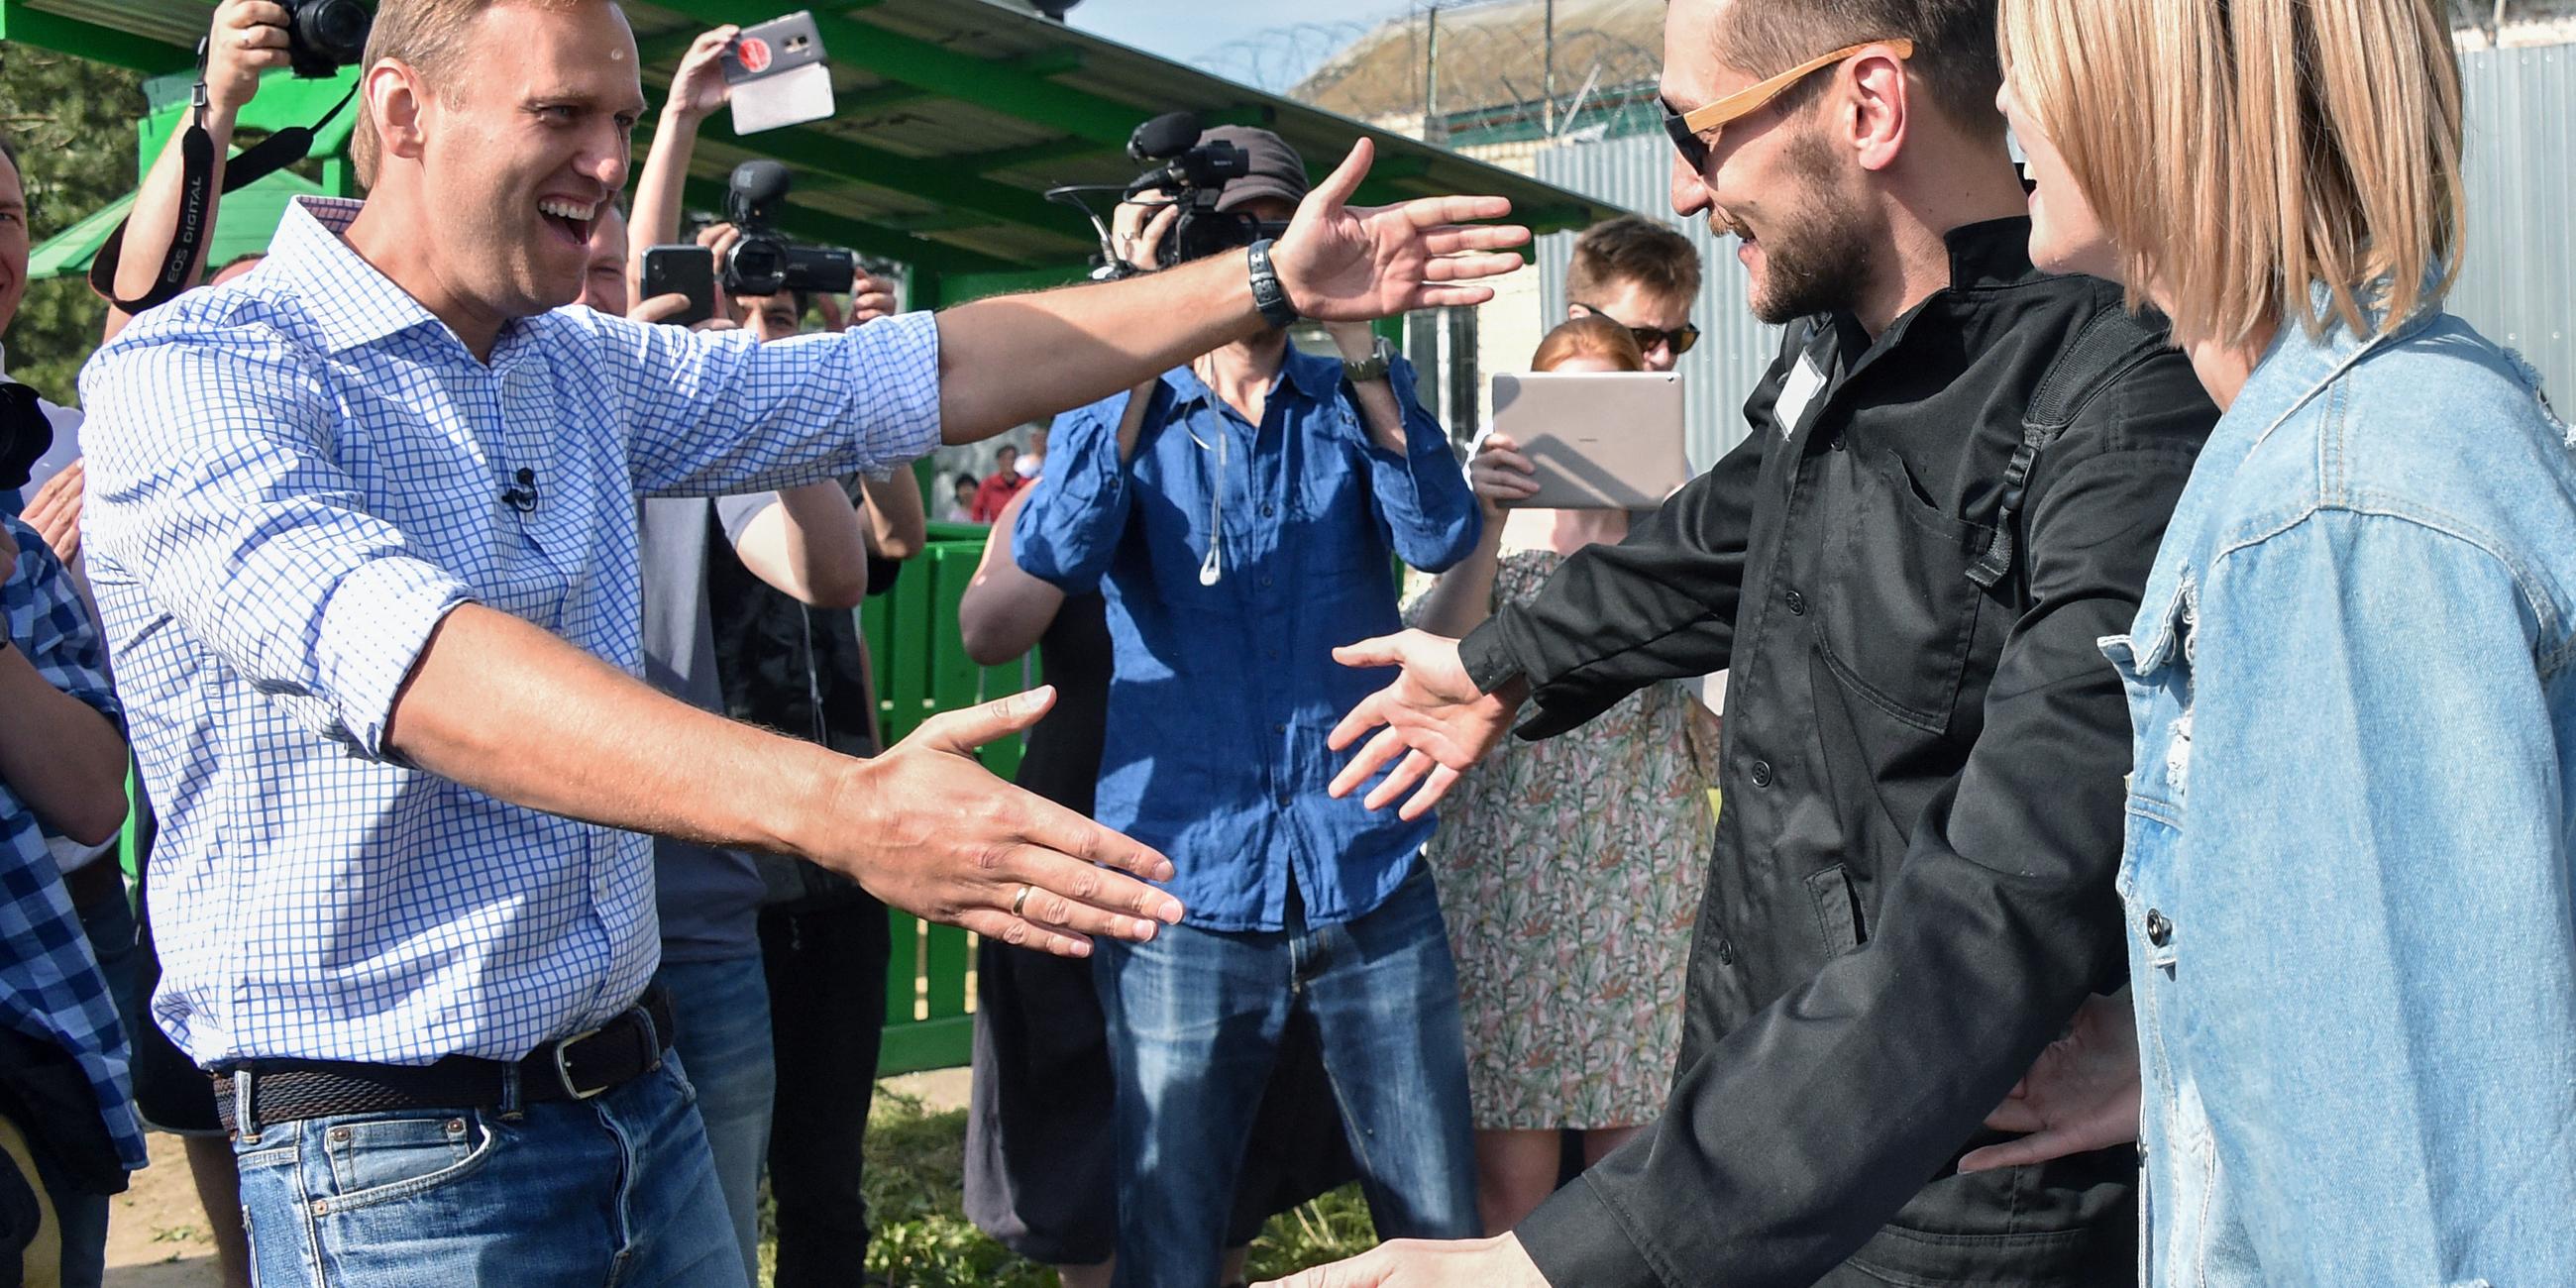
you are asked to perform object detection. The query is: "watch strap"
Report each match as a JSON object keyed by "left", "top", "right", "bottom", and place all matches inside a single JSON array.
[
  {"left": 1246, "top": 238, "right": 1299, "bottom": 330},
  {"left": 1341, "top": 337, "right": 1396, "bottom": 383}
]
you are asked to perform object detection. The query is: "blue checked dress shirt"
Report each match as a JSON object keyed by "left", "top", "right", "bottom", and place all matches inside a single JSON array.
[
  {"left": 1012, "top": 348, "right": 1479, "bottom": 932},
  {"left": 78, "top": 197, "right": 941, "bottom": 1068},
  {"left": 0, "top": 513, "right": 144, "bottom": 1169}
]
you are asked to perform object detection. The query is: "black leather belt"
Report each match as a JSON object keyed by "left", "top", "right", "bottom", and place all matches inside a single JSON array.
[{"left": 213, "top": 988, "right": 676, "bottom": 1135}]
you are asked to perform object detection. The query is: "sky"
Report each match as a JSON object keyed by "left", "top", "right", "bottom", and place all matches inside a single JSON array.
[{"left": 1067, "top": 0, "right": 1417, "bottom": 84}]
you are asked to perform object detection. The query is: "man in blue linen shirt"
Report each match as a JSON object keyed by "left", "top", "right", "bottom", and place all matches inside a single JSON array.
[
  {"left": 70, "top": 0, "right": 1527, "bottom": 1281},
  {"left": 1013, "top": 129, "right": 1484, "bottom": 1286}
]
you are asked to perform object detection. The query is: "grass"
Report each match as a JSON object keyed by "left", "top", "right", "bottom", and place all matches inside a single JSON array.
[{"left": 773, "top": 1089, "right": 1379, "bottom": 1287}]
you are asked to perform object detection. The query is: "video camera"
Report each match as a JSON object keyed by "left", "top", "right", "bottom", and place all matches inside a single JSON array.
[
  {"left": 1124, "top": 112, "right": 1286, "bottom": 268},
  {"left": 721, "top": 161, "right": 859, "bottom": 297},
  {"left": 284, "top": 0, "right": 371, "bottom": 78}
]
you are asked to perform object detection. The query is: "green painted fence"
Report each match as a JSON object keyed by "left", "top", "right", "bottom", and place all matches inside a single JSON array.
[{"left": 865, "top": 520, "right": 1024, "bottom": 1076}]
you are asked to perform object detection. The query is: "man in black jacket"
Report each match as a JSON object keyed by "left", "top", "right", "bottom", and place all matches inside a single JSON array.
[{"left": 1271, "top": 1, "right": 2215, "bottom": 1286}]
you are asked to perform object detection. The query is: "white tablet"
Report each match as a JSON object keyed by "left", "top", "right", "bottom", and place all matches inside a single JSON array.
[{"left": 1488, "top": 371, "right": 1690, "bottom": 509}]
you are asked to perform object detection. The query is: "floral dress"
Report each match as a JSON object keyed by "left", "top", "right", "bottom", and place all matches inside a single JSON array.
[{"left": 1413, "top": 548, "right": 1713, "bottom": 1129}]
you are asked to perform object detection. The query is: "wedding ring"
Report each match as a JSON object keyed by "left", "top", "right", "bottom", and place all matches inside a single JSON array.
[{"left": 1012, "top": 884, "right": 1036, "bottom": 918}]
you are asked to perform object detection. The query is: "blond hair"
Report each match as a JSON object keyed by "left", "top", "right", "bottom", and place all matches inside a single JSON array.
[
  {"left": 1997, "top": 0, "right": 2464, "bottom": 346},
  {"left": 351, "top": 0, "right": 592, "bottom": 187}
]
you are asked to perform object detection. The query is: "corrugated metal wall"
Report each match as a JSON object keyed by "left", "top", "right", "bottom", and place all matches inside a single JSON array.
[
  {"left": 2456, "top": 44, "right": 2575, "bottom": 402},
  {"left": 1534, "top": 43, "right": 2574, "bottom": 468}
]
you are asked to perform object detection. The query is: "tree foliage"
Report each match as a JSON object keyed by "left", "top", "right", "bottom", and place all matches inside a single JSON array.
[{"left": 1, "top": 45, "right": 144, "bottom": 404}]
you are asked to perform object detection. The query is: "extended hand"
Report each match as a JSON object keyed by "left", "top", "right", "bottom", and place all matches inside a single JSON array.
[
  {"left": 1258, "top": 1235, "right": 1548, "bottom": 1288},
  {"left": 1959, "top": 991, "right": 2142, "bottom": 1172},
  {"left": 1271, "top": 139, "right": 1530, "bottom": 320},
  {"left": 820, "top": 687, "right": 1184, "bottom": 958},
  {"left": 1326, "top": 630, "right": 1521, "bottom": 819}
]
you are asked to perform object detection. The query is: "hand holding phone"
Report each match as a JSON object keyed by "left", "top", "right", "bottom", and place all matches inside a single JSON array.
[{"left": 638, "top": 245, "right": 717, "bottom": 327}]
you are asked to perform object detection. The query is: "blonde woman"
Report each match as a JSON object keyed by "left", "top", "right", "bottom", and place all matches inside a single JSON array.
[
  {"left": 1405, "top": 316, "right": 1712, "bottom": 1235},
  {"left": 1994, "top": 0, "right": 2576, "bottom": 1280}
]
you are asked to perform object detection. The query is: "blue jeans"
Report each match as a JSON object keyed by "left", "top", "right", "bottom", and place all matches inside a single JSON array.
[
  {"left": 232, "top": 1049, "right": 744, "bottom": 1287},
  {"left": 1096, "top": 862, "right": 1478, "bottom": 1287},
  {"left": 653, "top": 955, "right": 775, "bottom": 1286}
]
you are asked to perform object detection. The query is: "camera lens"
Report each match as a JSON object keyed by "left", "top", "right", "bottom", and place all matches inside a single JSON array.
[{"left": 289, "top": 0, "right": 372, "bottom": 75}]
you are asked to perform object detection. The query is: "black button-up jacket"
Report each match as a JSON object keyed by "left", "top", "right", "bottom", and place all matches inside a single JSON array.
[{"left": 1459, "top": 221, "right": 2218, "bottom": 1286}]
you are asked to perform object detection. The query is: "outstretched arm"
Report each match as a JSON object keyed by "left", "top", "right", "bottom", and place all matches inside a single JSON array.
[
  {"left": 934, "top": 139, "right": 1526, "bottom": 443},
  {"left": 628, "top": 25, "right": 736, "bottom": 273}
]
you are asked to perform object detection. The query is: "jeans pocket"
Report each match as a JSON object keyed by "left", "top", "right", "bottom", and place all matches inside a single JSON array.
[{"left": 314, "top": 1112, "right": 499, "bottom": 1214}]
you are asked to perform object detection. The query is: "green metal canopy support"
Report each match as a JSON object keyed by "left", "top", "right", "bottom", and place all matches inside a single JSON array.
[{"left": 0, "top": 0, "right": 194, "bottom": 75}]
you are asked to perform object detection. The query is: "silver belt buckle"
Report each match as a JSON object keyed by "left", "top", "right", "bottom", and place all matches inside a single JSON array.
[{"left": 551, "top": 1024, "right": 610, "bottom": 1100}]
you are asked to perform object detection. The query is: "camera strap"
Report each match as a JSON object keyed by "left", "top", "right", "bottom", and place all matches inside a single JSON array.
[{"left": 86, "top": 39, "right": 360, "bottom": 314}]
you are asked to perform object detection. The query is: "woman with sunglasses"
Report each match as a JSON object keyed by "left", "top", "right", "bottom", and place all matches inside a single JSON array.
[{"left": 1997, "top": 0, "right": 2576, "bottom": 1281}]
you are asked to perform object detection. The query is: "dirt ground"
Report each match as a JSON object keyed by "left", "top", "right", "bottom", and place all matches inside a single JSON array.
[{"left": 98, "top": 1068, "right": 972, "bottom": 1287}]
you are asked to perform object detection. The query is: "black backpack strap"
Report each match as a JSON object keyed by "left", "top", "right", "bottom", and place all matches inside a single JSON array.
[{"left": 1966, "top": 302, "right": 2171, "bottom": 596}]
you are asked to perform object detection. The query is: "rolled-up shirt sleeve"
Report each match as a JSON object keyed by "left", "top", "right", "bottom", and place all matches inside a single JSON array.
[
  {"left": 81, "top": 327, "right": 471, "bottom": 760},
  {"left": 1360, "top": 355, "right": 1480, "bottom": 573},
  {"left": 600, "top": 309, "right": 944, "bottom": 496},
  {"left": 1012, "top": 396, "right": 1133, "bottom": 595}
]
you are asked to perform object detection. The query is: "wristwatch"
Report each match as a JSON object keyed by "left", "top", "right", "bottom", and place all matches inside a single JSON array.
[
  {"left": 1341, "top": 336, "right": 1397, "bottom": 383},
  {"left": 1245, "top": 238, "right": 1299, "bottom": 329}
]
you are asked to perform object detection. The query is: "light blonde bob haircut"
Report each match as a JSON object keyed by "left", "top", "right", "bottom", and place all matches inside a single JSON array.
[{"left": 1995, "top": 0, "right": 2466, "bottom": 347}]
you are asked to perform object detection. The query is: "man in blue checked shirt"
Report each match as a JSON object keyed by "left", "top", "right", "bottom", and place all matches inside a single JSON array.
[
  {"left": 1014, "top": 130, "right": 1484, "bottom": 1287},
  {"left": 71, "top": 0, "right": 1526, "bottom": 1282},
  {"left": 0, "top": 513, "right": 142, "bottom": 1286}
]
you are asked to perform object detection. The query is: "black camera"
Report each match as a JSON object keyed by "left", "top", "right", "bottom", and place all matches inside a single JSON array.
[
  {"left": 721, "top": 161, "right": 858, "bottom": 298},
  {"left": 1125, "top": 112, "right": 1282, "bottom": 268},
  {"left": 284, "top": 0, "right": 371, "bottom": 78},
  {"left": 0, "top": 383, "right": 56, "bottom": 493}
]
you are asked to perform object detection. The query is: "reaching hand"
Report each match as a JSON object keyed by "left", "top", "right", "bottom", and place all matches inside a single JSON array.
[
  {"left": 1959, "top": 991, "right": 2142, "bottom": 1173},
  {"left": 1257, "top": 1235, "right": 1548, "bottom": 1288},
  {"left": 665, "top": 26, "right": 741, "bottom": 124},
  {"left": 818, "top": 270, "right": 899, "bottom": 330},
  {"left": 21, "top": 459, "right": 83, "bottom": 565},
  {"left": 205, "top": 0, "right": 293, "bottom": 116},
  {"left": 819, "top": 687, "right": 1185, "bottom": 959},
  {"left": 1111, "top": 194, "right": 1179, "bottom": 275},
  {"left": 1326, "top": 630, "right": 1522, "bottom": 819},
  {"left": 1468, "top": 433, "right": 1538, "bottom": 516},
  {"left": 1270, "top": 139, "right": 1530, "bottom": 321}
]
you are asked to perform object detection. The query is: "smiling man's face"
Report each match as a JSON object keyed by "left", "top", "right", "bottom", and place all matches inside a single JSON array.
[
  {"left": 1662, "top": 0, "right": 1879, "bottom": 324},
  {"left": 403, "top": 1, "right": 647, "bottom": 322}
]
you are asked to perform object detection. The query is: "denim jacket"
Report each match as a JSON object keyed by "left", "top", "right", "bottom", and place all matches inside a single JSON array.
[{"left": 2105, "top": 293, "right": 2576, "bottom": 1285}]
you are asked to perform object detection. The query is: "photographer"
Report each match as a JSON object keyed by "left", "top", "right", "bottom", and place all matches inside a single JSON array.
[
  {"left": 1011, "top": 127, "right": 1483, "bottom": 1286},
  {"left": 75, "top": 1, "right": 1523, "bottom": 1283}
]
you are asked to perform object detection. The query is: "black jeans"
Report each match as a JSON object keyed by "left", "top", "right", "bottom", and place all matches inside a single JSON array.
[{"left": 758, "top": 895, "right": 892, "bottom": 1288}]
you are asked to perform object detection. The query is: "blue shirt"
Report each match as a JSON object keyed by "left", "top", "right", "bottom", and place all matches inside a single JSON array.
[
  {"left": 1013, "top": 346, "right": 1478, "bottom": 931},
  {"left": 0, "top": 513, "right": 144, "bottom": 1169},
  {"left": 78, "top": 197, "right": 941, "bottom": 1067},
  {"left": 2107, "top": 293, "right": 2576, "bottom": 1284}
]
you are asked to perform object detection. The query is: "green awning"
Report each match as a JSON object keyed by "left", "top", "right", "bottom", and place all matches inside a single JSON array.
[{"left": 26, "top": 167, "right": 328, "bottom": 281}]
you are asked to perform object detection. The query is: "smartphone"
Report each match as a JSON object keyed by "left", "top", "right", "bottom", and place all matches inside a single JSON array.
[
  {"left": 639, "top": 245, "right": 716, "bottom": 327},
  {"left": 721, "top": 11, "right": 834, "bottom": 134}
]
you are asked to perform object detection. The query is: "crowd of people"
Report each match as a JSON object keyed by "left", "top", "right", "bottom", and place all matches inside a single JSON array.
[{"left": 3, "top": 0, "right": 2572, "bottom": 1286}]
